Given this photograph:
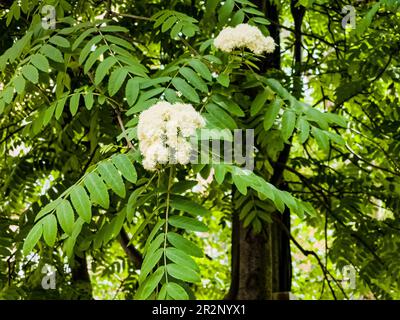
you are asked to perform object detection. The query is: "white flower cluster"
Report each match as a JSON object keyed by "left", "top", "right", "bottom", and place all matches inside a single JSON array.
[
  {"left": 137, "top": 101, "right": 205, "bottom": 171},
  {"left": 214, "top": 23, "right": 276, "bottom": 55}
]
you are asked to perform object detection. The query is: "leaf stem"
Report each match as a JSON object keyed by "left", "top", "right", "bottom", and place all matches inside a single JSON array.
[{"left": 162, "top": 166, "right": 174, "bottom": 287}]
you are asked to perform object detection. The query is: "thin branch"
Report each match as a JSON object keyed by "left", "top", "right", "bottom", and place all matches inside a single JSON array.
[
  {"left": 108, "top": 10, "right": 152, "bottom": 21},
  {"left": 273, "top": 215, "right": 348, "bottom": 299}
]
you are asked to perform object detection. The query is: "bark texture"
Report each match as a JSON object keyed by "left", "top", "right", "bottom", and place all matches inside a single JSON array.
[
  {"left": 228, "top": 0, "right": 305, "bottom": 300},
  {"left": 71, "top": 254, "right": 93, "bottom": 299}
]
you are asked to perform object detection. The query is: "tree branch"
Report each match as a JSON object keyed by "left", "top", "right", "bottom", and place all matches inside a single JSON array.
[{"left": 119, "top": 228, "right": 143, "bottom": 268}]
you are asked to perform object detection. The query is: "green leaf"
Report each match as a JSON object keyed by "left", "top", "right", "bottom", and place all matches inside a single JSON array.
[
  {"left": 23, "top": 223, "right": 43, "bottom": 255},
  {"left": 263, "top": 98, "right": 281, "bottom": 131},
  {"left": 179, "top": 67, "right": 208, "bottom": 93},
  {"left": 213, "top": 164, "right": 227, "bottom": 184},
  {"left": 146, "top": 233, "right": 165, "bottom": 258},
  {"left": 55, "top": 96, "right": 67, "bottom": 120},
  {"left": 112, "top": 154, "right": 137, "bottom": 183},
  {"left": 127, "top": 98, "right": 158, "bottom": 115},
  {"left": 158, "top": 284, "right": 168, "bottom": 300},
  {"left": 205, "top": 103, "right": 237, "bottom": 130},
  {"left": 49, "top": 35, "right": 70, "bottom": 48},
  {"left": 170, "top": 21, "right": 184, "bottom": 38},
  {"left": 13, "top": 75, "right": 25, "bottom": 94},
  {"left": 243, "top": 7, "right": 264, "bottom": 16},
  {"left": 100, "top": 25, "right": 129, "bottom": 33},
  {"left": 170, "top": 196, "right": 209, "bottom": 216},
  {"left": 281, "top": 109, "right": 296, "bottom": 141},
  {"left": 323, "top": 112, "right": 347, "bottom": 128},
  {"left": 97, "top": 161, "right": 126, "bottom": 198},
  {"left": 232, "top": 174, "right": 248, "bottom": 195},
  {"left": 171, "top": 180, "right": 198, "bottom": 193},
  {"left": 40, "top": 44, "right": 64, "bottom": 63},
  {"left": 108, "top": 68, "right": 128, "bottom": 96},
  {"left": 164, "top": 88, "right": 179, "bottom": 103},
  {"left": 188, "top": 59, "right": 212, "bottom": 81},
  {"left": 21, "top": 65, "right": 39, "bottom": 84},
  {"left": 312, "top": 127, "right": 330, "bottom": 151},
  {"left": 165, "top": 247, "right": 199, "bottom": 272},
  {"left": 64, "top": 218, "right": 84, "bottom": 258},
  {"left": 182, "top": 23, "right": 197, "bottom": 38},
  {"left": 153, "top": 11, "right": 171, "bottom": 27},
  {"left": 166, "top": 263, "right": 201, "bottom": 283},
  {"left": 165, "top": 282, "right": 189, "bottom": 300},
  {"left": 264, "top": 78, "right": 291, "bottom": 100},
  {"left": 84, "top": 172, "right": 110, "bottom": 209},
  {"left": 69, "top": 93, "right": 80, "bottom": 116},
  {"left": 162, "top": 16, "right": 178, "bottom": 32},
  {"left": 251, "top": 89, "right": 268, "bottom": 116},
  {"left": 70, "top": 185, "right": 92, "bottom": 223},
  {"left": 355, "top": 3, "right": 380, "bottom": 37},
  {"left": 72, "top": 27, "right": 96, "bottom": 51},
  {"left": 135, "top": 266, "right": 164, "bottom": 300},
  {"left": 326, "top": 131, "right": 345, "bottom": 146},
  {"left": 144, "top": 220, "right": 165, "bottom": 252},
  {"left": 217, "top": 73, "right": 230, "bottom": 87},
  {"left": 34, "top": 198, "right": 62, "bottom": 222},
  {"left": 297, "top": 117, "right": 310, "bottom": 144},
  {"left": 31, "top": 54, "right": 50, "bottom": 72},
  {"left": 104, "top": 35, "right": 135, "bottom": 51},
  {"left": 172, "top": 77, "right": 200, "bottom": 103},
  {"left": 84, "top": 45, "right": 108, "bottom": 74},
  {"left": 212, "top": 95, "right": 244, "bottom": 117},
  {"left": 110, "top": 209, "right": 126, "bottom": 239},
  {"left": 94, "top": 56, "right": 118, "bottom": 85},
  {"left": 250, "top": 17, "right": 271, "bottom": 25},
  {"left": 169, "top": 215, "right": 208, "bottom": 232},
  {"left": 78, "top": 35, "right": 102, "bottom": 65},
  {"left": 140, "top": 77, "right": 170, "bottom": 89},
  {"left": 84, "top": 91, "right": 94, "bottom": 110},
  {"left": 218, "top": 0, "right": 234, "bottom": 24},
  {"left": 43, "top": 104, "right": 56, "bottom": 126},
  {"left": 140, "top": 87, "right": 164, "bottom": 101},
  {"left": 139, "top": 248, "right": 163, "bottom": 283},
  {"left": 167, "top": 232, "right": 203, "bottom": 257},
  {"left": 231, "top": 9, "right": 245, "bottom": 25},
  {"left": 279, "top": 190, "right": 299, "bottom": 213},
  {"left": 3, "top": 87, "right": 14, "bottom": 104},
  {"left": 305, "top": 108, "right": 329, "bottom": 130},
  {"left": 42, "top": 214, "right": 57, "bottom": 247},
  {"left": 56, "top": 199, "right": 75, "bottom": 235}
]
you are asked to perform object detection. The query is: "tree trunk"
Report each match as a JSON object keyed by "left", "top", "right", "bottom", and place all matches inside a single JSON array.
[
  {"left": 71, "top": 254, "right": 93, "bottom": 299},
  {"left": 227, "top": 0, "right": 304, "bottom": 300}
]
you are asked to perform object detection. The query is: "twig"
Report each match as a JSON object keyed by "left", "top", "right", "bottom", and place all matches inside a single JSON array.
[
  {"left": 108, "top": 11, "right": 152, "bottom": 21},
  {"left": 115, "top": 109, "right": 134, "bottom": 149},
  {"left": 273, "top": 215, "right": 348, "bottom": 299}
]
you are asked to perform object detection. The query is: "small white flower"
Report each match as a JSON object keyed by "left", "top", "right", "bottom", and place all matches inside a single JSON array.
[
  {"left": 137, "top": 101, "right": 205, "bottom": 171},
  {"left": 214, "top": 23, "right": 276, "bottom": 55}
]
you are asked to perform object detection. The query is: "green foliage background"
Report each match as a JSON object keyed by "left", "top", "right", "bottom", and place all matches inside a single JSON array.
[{"left": 0, "top": 0, "right": 399, "bottom": 300}]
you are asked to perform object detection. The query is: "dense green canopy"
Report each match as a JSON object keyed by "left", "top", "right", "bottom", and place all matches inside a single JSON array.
[{"left": 0, "top": 0, "right": 399, "bottom": 300}]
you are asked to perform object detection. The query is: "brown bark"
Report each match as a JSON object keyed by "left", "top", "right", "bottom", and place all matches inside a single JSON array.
[
  {"left": 119, "top": 228, "right": 143, "bottom": 268},
  {"left": 227, "top": 0, "right": 305, "bottom": 300},
  {"left": 227, "top": 0, "right": 281, "bottom": 300},
  {"left": 71, "top": 254, "right": 93, "bottom": 299},
  {"left": 236, "top": 222, "right": 273, "bottom": 299}
]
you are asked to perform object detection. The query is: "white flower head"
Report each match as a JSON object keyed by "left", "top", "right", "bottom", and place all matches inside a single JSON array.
[
  {"left": 137, "top": 101, "right": 205, "bottom": 171},
  {"left": 214, "top": 23, "right": 276, "bottom": 55}
]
